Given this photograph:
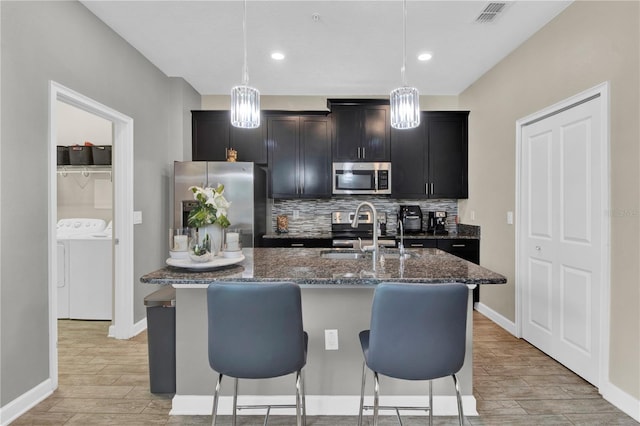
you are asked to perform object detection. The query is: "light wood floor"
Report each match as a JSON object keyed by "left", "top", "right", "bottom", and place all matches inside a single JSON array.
[{"left": 14, "top": 312, "right": 637, "bottom": 425}]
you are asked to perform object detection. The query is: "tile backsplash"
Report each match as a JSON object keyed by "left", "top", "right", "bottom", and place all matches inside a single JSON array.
[{"left": 270, "top": 197, "right": 458, "bottom": 234}]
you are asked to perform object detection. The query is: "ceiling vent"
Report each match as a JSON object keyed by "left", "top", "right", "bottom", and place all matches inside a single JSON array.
[{"left": 475, "top": 2, "right": 507, "bottom": 23}]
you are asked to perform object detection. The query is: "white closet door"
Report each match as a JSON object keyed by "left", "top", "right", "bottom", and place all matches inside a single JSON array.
[{"left": 520, "top": 95, "right": 603, "bottom": 385}]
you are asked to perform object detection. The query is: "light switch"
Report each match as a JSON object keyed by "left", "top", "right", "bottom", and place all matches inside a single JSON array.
[
  {"left": 133, "top": 211, "right": 142, "bottom": 224},
  {"left": 507, "top": 211, "right": 514, "bottom": 225}
]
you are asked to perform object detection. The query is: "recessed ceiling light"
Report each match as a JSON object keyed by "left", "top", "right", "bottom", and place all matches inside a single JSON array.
[
  {"left": 271, "top": 52, "right": 285, "bottom": 61},
  {"left": 418, "top": 53, "right": 433, "bottom": 61}
]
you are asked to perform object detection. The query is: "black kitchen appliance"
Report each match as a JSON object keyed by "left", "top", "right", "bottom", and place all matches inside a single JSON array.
[
  {"left": 398, "top": 205, "right": 423, "bottom": 234},
  {"left": 427, "top": 211, "right": 448, "bottom": 235},
  {"left": 331, "top": 211, "right": 395, "bottom": 248}
]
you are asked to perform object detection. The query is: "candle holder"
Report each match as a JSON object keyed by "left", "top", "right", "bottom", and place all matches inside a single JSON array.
[
  {"left": 169, "top": 228, "right": 193, "bottom": 259},
  {"left": 222, "top": 229, "right": 243, "bottom": 258}
]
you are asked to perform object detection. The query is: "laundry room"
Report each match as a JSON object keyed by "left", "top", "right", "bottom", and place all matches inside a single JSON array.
[{"left": 56, "top": 100, "right": 113, "bottom": 321}]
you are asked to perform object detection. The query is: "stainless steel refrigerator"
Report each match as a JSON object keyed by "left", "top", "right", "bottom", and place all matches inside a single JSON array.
[{"left": 173, "top": 161, "right": 267, "bottom": 248}]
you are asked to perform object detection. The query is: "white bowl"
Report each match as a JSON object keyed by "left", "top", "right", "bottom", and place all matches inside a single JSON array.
[
  {"left": 169, "top": 250, "right": 189, "bottom": 259},
  {"left": 222, "top": 250, "right": 243, "bottom": 258}
]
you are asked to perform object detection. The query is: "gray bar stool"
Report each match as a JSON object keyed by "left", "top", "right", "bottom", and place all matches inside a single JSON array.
[
  {"left": 358, "top": 282, "right": 469, "bottom": 426},
  {"left": 206, "top": 281, "right": 308, "bottom": 426}
]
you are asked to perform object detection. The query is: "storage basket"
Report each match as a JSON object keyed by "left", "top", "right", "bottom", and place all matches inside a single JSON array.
[
  {"left": 91, "top": 145, "right": 112, "bottom": 165},
  {"left": 57, "top": 146, "right": 70, "bottom": 165},
  {"left": 69, "top": 145, "right": 93, "bottom": 165}
]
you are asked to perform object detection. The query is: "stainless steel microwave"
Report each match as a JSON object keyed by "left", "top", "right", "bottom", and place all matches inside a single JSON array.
[{"left": 332, "top": 162, "right": 391, "bottom": 195}]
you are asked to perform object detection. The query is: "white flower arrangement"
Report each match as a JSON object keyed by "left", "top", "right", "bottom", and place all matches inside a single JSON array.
[{"left": 187, "top": 184, "right": 231, "bottom": 229}]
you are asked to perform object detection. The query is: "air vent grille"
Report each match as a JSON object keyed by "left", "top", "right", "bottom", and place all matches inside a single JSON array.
[{"left": 475, "top": 2, "right": 507, "bottom": 23}]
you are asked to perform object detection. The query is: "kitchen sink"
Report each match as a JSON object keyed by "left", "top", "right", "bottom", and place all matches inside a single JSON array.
[{"left": 320, "top": 250, "right": 371, "bottom": 260}]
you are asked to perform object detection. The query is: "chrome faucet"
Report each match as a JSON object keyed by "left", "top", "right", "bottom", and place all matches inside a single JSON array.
[
  {"left": 352, "top": 202, "right": 378, "bottom": 271},
  {"left": 397, "top": 219, "right": 405, "bottom": 255}
]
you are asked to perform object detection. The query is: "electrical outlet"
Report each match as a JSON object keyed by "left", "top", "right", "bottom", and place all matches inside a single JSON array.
[
  {"left": 471, "top": 210, "right": 476, "bottom": 221},
  {"left": 324, "top": 329, "right": 339, "bottom": 350},
  {"left": 507, "top": 211, "right": 514, "bottom": 225},
  {"left": 293, "top": 210, "right": 300, "bottom": 219}
]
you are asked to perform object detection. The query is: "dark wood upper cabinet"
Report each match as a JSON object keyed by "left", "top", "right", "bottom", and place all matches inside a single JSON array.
[
  {"left": 192, "top": 111, "right": 267, "bottom": 163},
  {"left": 391, "top": 111, "right": 469, "bottom": 199},
  {"left": 268, "top": 115, "right": 331, "bottom": 199},
  {"left": 329, "top": 100, "right": 390, "bottom": 162}
]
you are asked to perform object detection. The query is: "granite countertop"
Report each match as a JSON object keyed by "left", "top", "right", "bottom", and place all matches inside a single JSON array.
[{"left": 141, "top": 247, "right": 506, "bottom": 288}]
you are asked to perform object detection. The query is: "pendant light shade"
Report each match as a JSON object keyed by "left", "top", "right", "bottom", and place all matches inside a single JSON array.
[
  {"left": 390, "top": 0, "right": 420, "bottom": 130},
  {"left": 390, "top": 86, "right": 420, "bottom": 129},
  {"left": 231, "top": 85, "right": 260, "bottom": 128},
  {"left": 231, "top": 0, "right": 260, "bottom": 129}
]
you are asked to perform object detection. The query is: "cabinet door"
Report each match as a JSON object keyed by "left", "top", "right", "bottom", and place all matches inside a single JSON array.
[
  {"left": 331, "top": 107, "right": 361, "bottom": 161},
  {"left": 192, "top": 111, "right": 230, "bottom": 161},
  {"left": 268, "top": 116, "right": 299, "bottom": 198},
  {"left": 437, "top": 239, "right": 479, "bottom": 263},
  {"left": 426, "top": 112, "right": 469, "bottom": 198},
  {"left": 300, "top": 117, "right": 331, "bottom": 198},
  {"left": 403, "top": 239, "right": 437, "bottom": 249},
  {"left": 230, "top": 122, "right": 267, "bottom": 164},
  {"left": 391, "top": 118, "right": 427, "bottom": 198},
  {"left": 362, "top": 106, "right": 390, "bottom": 161}
]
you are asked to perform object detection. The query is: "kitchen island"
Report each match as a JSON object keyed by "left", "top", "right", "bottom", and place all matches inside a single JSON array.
[{"left": 141, "top": 247, "right": 506, "bottom": 417}]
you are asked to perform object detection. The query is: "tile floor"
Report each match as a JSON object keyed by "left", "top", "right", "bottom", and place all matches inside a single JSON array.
[{"left": 13, "top": 312, "right": 638, "bottom": 425}]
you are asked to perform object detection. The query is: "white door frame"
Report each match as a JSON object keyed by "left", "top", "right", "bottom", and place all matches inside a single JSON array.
[
  {"left": 515, "top": 81, "right": 611, "bottom": 388},
  {"left": 48, "top": 81, "right": 135, "bottom": 388}
]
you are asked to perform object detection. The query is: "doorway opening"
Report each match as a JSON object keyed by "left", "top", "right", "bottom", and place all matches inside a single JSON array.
[{"left": 48, "top": 81, "right": 135, "bottom": 389}]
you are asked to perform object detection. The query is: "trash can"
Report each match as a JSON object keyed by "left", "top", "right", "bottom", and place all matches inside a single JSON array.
[{"left": 144, "top": 285, "right": 176, "bottom": 394}]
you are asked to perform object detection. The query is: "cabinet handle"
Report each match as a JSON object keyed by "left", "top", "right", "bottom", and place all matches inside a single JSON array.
[
  {"left": 452, "top": 244, "right": 466, "bottom": 248},
  {"left": 290, "top": 243, "right": 304, "bottom": 247},
  {"left": 430, "top": 183, "right": 434, "bottom": 194},
  {"left": 362, "top": 147, "right": 366, "bottom": 158},
  {"left": 410, "top": 243, "right": 424, "bottom": 248},
  {"left": 425, "top": 183, "right": 429, "bottom": 194},
  {"left": 357, "top": 147, "right": 361, "bottom": 158}
]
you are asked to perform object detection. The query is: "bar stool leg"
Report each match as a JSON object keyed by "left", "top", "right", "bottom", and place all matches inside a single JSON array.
[
  {"left": 295, "top": 370, "right": 303, "bottom": 426},
  {"left": 373, "top": 372, "right": 380, "bottom": 426},
  {"left": 232, "top": 378, "right": 238, "bottom": 426},
  {"left": 211, "top": 373, "right": 223, "bottom": 426},
  {"left": 428, "top": 380, "right": 433, "bottom": 426},
  {"left": 452, "top": 374, "right": 464, "bottom": 425},
  {"left": 301, "top": 370, "right": 307, "bottom": 426},
  {"left": 358, "top": 361, "right": 367, "bottom": 426}
]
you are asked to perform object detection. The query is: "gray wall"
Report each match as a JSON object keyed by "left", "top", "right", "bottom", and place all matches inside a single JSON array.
[{"left": 0, "top": 0, "right": 200, "bottom": 406}]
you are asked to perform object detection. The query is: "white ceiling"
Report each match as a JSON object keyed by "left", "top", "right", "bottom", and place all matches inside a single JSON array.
[{"left": 81, "top": 1, "right": 572, "bottom": 96}]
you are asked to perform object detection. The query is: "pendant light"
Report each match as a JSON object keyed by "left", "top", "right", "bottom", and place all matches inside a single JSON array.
[
  {"left": 231, "top": 0, "right": 260, "bottom": 128},
  {"left": 390, "top": 0, "right": 420, "bottom": 130}
]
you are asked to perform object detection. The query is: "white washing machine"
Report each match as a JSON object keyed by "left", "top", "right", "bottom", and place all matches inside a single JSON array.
[{"left": 57, "top": 219, "right": 113, "bottom": 320}]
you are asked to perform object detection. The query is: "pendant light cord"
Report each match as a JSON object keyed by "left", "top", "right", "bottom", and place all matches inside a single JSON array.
[
  {"left": 242, "top": 0, "right": 249, "bottom": 85},
  {"left": 401, "top": 0, "right": 407, "bottom": 87}
]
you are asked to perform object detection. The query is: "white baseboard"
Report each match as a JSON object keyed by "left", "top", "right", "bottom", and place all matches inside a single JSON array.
[
  {"left": 474, "top": 302, "right": 517, "bottom": 335},
  {"left": 108, "top": 317, "right": 147, "bottom": 339},
  {"left": 170, "top": 394, "right": 478, "bottom": 417},
  {"left": 601, "top": 380, "right": 640, "bottom": 422},
  {"left": 0, "top": 379, "right": 54, "bottom": 426}
]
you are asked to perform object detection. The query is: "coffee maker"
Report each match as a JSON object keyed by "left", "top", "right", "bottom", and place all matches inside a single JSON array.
[
  {"left": 398, "top": 205, "right": 423, "bottom": 234},
  {"left": 427, "top": 211, "right": 448, "bottom": 235}
]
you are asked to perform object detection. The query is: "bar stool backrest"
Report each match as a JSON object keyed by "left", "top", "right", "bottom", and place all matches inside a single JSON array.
[
  {"left": 207, "top": 281, "right": 306, "bottom": 379},
  {"left": 367, "top": 282, "right": 468, "bottom": 380}
]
